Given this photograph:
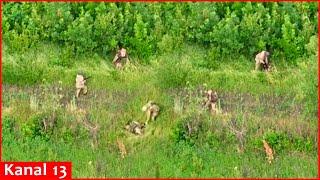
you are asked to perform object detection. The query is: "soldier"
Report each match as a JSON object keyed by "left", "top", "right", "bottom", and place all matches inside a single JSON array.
[
  {"left": 75, "top": 73, "right": 88, "bottom": 98},
  {"left": 116, "top": 139, "right": 127, "bottom": 159},
  {"left": 142, "top": 101, "right": 160, "bottom": 125},
  {"left": 125, "top": 121, "right": 146, "bottom": 135},
  {"left": 203, "top": 89, "right": 219, "bottom": 115},
  {"left": 112, "top": 45, "right": 129, "bottom": 69},
  {"left": 255, "top": 51, "right": 270, "bottom": 71},
  {"left": 262, "top": 140, "right": 274, "bottom": 164}
]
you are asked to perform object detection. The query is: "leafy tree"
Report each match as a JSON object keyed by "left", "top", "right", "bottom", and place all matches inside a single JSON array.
[{"left": 2, "top": 2, "right": 317, "bottom": 63}]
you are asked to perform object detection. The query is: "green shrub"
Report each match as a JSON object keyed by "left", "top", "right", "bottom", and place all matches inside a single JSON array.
[
  {"left": 171, "top": 113, "right": 206, "bottom": 146},
  {"left": 3, "top": 56, "right": 45, "bottom": 85},
  {"left": 2, "top": 116, "right": 16, "bottom": 146},
  {"left": 263, "top": 131, "right": 290, "bottom": 153},
  {"left": 259, "top": 131, "right": 316, "bottom": 153},
  {"left": 154, "top": 59, "right": 190, "bottom": 90},
  {"left": 21, "top": 114, "right": 48, "bottom": 140},
  {"left": 3, "top": 2, "right": 317, "bottom": 62}
]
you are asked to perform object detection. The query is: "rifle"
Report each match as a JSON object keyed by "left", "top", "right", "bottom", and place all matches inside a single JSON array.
[{"left": 262, "top": 61, "right": 270, "bottom": 71}]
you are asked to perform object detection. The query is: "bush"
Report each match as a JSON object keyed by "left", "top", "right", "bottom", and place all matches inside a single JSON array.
[
  {"left": 21, "top": 114, "right": 48, "bottom": 140},
  {"left": 3, "top": 56, "right": 45, "bottom": 85},
  {"left": 3, "top": 2, "right": 318, "bottom": 62},
  {"left": 171, "top": 112, "right": 207, "bottom": 146},
  {"left": 254, "top": 131, "right": 316, "bottom": 153},
  {"left": 305, "top": 35, "right": 318, "bottom": 57},
  {"left": 2, "top": 116, "right": 16, "bottom": 146},
  {"left": 154, "top": 58, "right": 191, "bottom": 90},
  {"left": 263, "top": 131, "right": 290, "bottom": 153}
]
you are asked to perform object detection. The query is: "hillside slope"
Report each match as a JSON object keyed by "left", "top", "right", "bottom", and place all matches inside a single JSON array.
[{"left": 2, "top": 44, "right": 317, "bottom": 178}]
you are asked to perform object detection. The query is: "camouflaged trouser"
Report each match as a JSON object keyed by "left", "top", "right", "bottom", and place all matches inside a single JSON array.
[{"left": 76, "top": 85, "right": 87, "bottom": 98}]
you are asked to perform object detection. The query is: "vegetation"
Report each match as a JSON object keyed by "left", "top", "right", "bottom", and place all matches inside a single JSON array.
[{"left": 2, "top": 2, "right": 318, "bottom": 178}]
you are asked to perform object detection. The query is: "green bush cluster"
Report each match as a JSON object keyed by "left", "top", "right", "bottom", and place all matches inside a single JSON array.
[
  {"left": 3, "top": 56, "right": 45, "bottom": 85},
  {"left": 3, "top": 2, "right": 317, "bottom": 63},
  {"left": 172, "top": 115, "right": 205, "bottom": 146},
  {"left": 2, "top": 2, "right": 318, "bottom": 177},
  {"left": 246, "top": 130, "right": 315, "bottom": 154}
]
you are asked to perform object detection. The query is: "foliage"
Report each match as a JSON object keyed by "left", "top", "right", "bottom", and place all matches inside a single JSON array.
[
  {"left": 172, "top": 114, "right": 205, "bottom": 146},
  {"left": 3, "top": 2, "right": 318, "bottom": 63},
  {"left": 2, "top": 2, "right": 318, "bottom": 178}
]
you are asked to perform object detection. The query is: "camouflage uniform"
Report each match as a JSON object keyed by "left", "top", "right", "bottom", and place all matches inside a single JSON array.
[
  {"left": 76, "top": 74, "right": 87, "bottom": 98},
  {"left": 204, "top": 90, "right": 219, "bottom": 114},
  {"left": 255, "top": 51, "right": 270, "bottom": 71},
  {"left": 125, "top": 121, "right": 145, "bottom": 135},
  {"left": 142, "top": 101, "right": 160, "bottom": 125},
  {"left": 113, "top": 48, "right": 129, "bottom": 69}
]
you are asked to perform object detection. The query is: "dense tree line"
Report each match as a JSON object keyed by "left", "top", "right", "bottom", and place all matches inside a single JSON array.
[{"left": 3, "top": 2, "right": 318, "bottom": 63}]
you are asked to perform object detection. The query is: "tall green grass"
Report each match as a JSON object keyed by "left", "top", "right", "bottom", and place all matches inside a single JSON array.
[{"left": 2, "top": 43, "right": 317, "bottom": 178}]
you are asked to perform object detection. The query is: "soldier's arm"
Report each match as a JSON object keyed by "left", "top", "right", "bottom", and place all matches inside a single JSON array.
[
  {"left": 255, "top": 53, "right": 263, "bottom": 64},
  {"left": 204, "top": 100, "right": 211, "bottom": 107},
  {"left": 113, "top": 54, "right": 119, "bottom": 63},
  {"left": 265, "top": 56, "right": 269, "bottom": 65}
]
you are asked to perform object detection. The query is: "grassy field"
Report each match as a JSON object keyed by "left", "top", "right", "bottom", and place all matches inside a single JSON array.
[{"left": 2, "top": 43, "right": 318, "bottom": 178}]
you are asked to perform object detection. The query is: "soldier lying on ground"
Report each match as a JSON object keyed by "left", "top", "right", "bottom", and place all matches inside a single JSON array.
[{"left": 125, "top": 121, "right": 146, "bottom": 135}]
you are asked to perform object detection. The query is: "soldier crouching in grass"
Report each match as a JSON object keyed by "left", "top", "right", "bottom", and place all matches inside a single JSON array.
[
  {"left": 112, "top": 44, "right": 130, "bottom": 70},
  {"left": 255, "top": 50, "right": 271, "bottom": 72},
  {"left": 142, "top": 101, "right": 160, "bottom": 125},
  {"left": 203, "top": 89, "right": 220, "bottom": 115},
  {"left": 75, "top": 73, "right": 88, "bottom": 98}
]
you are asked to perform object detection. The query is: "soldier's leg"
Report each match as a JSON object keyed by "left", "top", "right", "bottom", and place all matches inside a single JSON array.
[
  {"left": 255, "top": 62, "right": 260, "bottom": 71},
  {"left": 76, "top": 88, "right": 81, "bottom": 98},
  {"left": 214, "top": 103, "right": 221, "bottom": 113},
  {"left": 134, "top": 127, "right": 142, "bottom": 135},
  {"left": 210, "top": 103, "right": 215, "bottom": 115},
  {"left": 204, "top": 101, "right": 210, "bottom": 110},
  {"left": 116, "top": 63, "right": 122, "bottom": 69},
  {"left": 145, "top": 111, "right": 151, "bottom": 125},
  {"left": 83, "top": 85, "right": 88, "bottom": 95},
  {"left": 211, "top": 103, "right": 217, "bottom": 114},
  {"left": 267, "top": 64, "right": 271, "bottom": 72},
  {"left": 268, "top": 156, "right": 273, "bottom": 164},
  {"left": 151, "top": 113, "right": 156, "bottom": 121}
]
